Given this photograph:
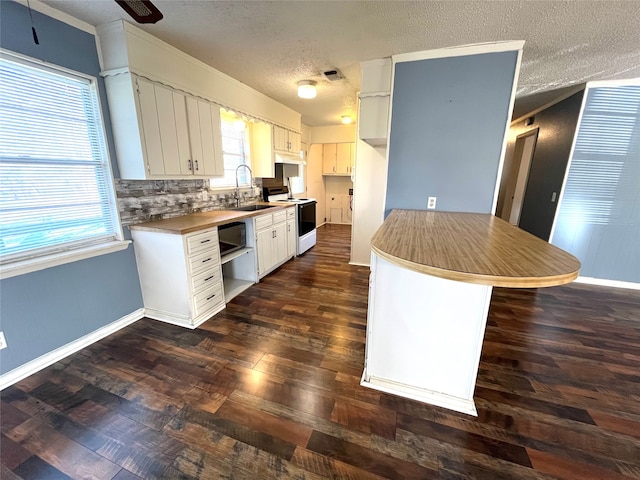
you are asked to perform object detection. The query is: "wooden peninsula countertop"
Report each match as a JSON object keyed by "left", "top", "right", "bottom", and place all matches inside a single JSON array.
[
  {"left": 128, "top": 202, "right": 291, "bottom": 235},
  {"left": 371, "top": 210, "right": 580, "bottom": 288}
]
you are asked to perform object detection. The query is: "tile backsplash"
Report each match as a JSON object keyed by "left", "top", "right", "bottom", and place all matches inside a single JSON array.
[{"left": 115, "top": 179, "right": 262, "bottom": 226}]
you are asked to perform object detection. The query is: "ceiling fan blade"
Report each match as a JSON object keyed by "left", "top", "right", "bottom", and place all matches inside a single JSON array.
[{"left": 115, "top": 0, "right": 163, "bottom": 24}]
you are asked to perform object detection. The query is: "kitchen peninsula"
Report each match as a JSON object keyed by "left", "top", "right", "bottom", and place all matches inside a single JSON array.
[{"left": 362, "top": 209, "right": 581, "bottom": 415}]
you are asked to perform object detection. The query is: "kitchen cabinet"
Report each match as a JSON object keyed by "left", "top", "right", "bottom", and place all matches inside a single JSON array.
[
  {"left": 322, "top": 143, "right": 354, "bottom": 175},
  {"left": 286, "top": 208, "right": 297, "bottom": 258},
  {"left": 104, "top": 72, "right": 224, "bottom": 179},
  {"left": 273, "top": 125, "right": 302, "bottom": 155},
  {"left": 358, "top": 94, "right": 390, "bottom": 147},
  {"left": 131, "top": 226, "right": 225, "bottom": 328},
  {"left": 255, "top": 208, "right": 295, "bottom": 278},
  {"left": 250, "top": 122, "right": 275, "bottom": 178}
]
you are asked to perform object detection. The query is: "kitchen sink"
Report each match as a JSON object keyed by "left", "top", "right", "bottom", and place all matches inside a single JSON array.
[{"left": 231, "top": 204, "right": 277, "bottom": 211}]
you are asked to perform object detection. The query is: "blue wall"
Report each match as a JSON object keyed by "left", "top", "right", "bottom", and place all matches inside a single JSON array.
[
  {"left": 551, "top": 85, "right": 640, "bottom": 283},
  {"left": 0, "top": 1, "right": 143, "bottom": 374},
  {"left": 385, "top": 51, "right": 518, "bottom": 216}
]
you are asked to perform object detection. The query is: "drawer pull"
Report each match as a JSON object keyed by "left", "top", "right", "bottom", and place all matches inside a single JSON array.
[
  {"left": 202, "top": 257, "right": 212, "bottom": 263},
  {"left": 200, "top": 239, "right": 211, "bottom": 244},
  {"left": 204, "top": 275, "right": 214, "bottom": 281},
  {"left": 206, "top": 294, "right": 216, "bottom": 300}
]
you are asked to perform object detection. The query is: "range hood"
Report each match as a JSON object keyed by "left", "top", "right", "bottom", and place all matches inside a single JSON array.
[{"left": 274, "top": 152, "right": 306, "bottom": 165}]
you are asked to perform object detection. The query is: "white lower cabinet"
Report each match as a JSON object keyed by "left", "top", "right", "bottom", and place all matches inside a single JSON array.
[
  {"left": 286, "top": 208, "right": 296, "bottom": 258},
  {"left": 256, "top": 208, "right": 296, "bottom": 278},
  {"left": 131, "top": 226, "right": 225, "bottom": 329}
]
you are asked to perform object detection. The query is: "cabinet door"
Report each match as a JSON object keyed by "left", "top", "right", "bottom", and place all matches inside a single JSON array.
[
  {"left": 173, "top": 92, "right": 193, "bottom": 175},
  {"left": 136, "top": 78, "right": 165, "bottom": 176},
  {"left": 198, "top": 100, "right": 215, "bottom": 176},
  {"left": 203, "top": 104, "right": 224, "bottom": 176},
  {"left": 256, "top": 227, "right": 275, "bottom": 276},
  {"left": 154, "top": 84, "right": 181, "bottom": 176},
  {"left": 273, "top": 126, "right": 288, "bottom": 151},
  {"left": 322, "top": 143, "right": 337, "bottom": 174},
  {"left": 186, "top": 96, "right": 203, "bottom": 175},
  {"left": 288, "top": 131, "right": 301, "bottom": 153},
  {"left": 336, "top": 143, "right": 351, "bottom": 174},
  {"left": 274, "top": 222, "right": 287, "bottom": 264},
  {"left": 286, "top": 219, "right": 296, "bottom": 257},
  {"left": 250, "top": 122, "right": 274, "bottom": 178}
]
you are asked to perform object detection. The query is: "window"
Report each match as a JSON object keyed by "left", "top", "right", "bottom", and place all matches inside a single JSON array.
[
  {"left": 0, "top": 51, "right": 124, "bottom": 277},
  {"left": 210, "top": 110, "right": 252, "bottom": 189}
]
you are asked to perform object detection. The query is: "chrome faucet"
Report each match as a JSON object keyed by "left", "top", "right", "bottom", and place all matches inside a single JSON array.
[{"left": 235, "top": 164, "right": 253, "bottom": 207}]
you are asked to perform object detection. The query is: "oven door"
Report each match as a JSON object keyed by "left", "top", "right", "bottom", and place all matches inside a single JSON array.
[{"left": 298, "top": 201, "right": 316, "bottom": 236}]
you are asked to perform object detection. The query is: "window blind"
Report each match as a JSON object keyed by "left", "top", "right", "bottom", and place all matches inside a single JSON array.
[
  {"left": 0, "top": 53, "right": 119, "bottom": 264},
  {"left": 557, "top": 86, "right": 640, "bottom": 226}
]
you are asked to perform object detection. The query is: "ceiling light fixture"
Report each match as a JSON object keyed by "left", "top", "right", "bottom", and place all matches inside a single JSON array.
[
  {"left": 341, "top": 115, "right": 353, "bottom": 124},
  {"left": 297, "top": 80, "right": 317, "bottom": 99}
]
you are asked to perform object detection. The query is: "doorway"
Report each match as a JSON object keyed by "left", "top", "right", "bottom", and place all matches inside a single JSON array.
[{"left": 502, "top": 129, "right": 538, "bottom": 225}]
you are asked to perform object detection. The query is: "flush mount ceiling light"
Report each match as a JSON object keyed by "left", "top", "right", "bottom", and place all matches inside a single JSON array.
[
  {"left": 297, "top": 80, "right": 317, "bottom": 99},
  {"left": 341, "top": 115, "right": 353, "bottom": 125},
  {"left": 115, "top": 0, "right": 163, "bottom": 24}
]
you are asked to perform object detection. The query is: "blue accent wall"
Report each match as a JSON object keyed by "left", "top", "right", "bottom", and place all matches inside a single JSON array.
[
  {"left": 551, "top": 85, "right": 640, "bottom": 283},
  {"left": 0, "top": 1, "right": 143, "bottom": 374},
  {"left": 385, "top": 51, "right": 518, "bottom": 216}
]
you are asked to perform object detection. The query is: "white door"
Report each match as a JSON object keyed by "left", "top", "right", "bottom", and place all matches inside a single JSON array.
[
  {"left": 274, "top": 222, "right": 287, "bottom": 264},
  {"left": 154, "top": 84, "right": 181, "bottom": 176},
  {"left": 186, "top": 96, "right": 203, "bottom": 175},
  {"left": 256, "top": 227, "right": 273, "bottom": 277},
  {"left": 509, "top": 131, "right": 538, "bottom": 225}
]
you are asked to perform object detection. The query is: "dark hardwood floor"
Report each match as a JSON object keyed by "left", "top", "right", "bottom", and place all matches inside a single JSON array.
[{"left": 2, "top": 223, "right": 640, "bottom": 479}]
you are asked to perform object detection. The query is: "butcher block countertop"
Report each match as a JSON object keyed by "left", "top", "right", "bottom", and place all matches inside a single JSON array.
[
  {"left": 371, "top": 209, "right": 581, "bottom": 288},
  {"left": 128, "top": 202, "right": 291, "bottom": 235}
]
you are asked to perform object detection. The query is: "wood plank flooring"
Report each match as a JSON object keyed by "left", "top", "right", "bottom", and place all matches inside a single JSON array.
[{"left": 2, "top": 223, "right": 640, "bottom": 479}]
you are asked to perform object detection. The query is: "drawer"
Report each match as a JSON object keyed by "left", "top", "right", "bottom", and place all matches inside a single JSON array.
[
  {"left": 191, "top": 265, "right": 222, "bottom": 293},
  {"left": 193, "top": 281, "right": 224, "bottom": 317},
  {"left": 286, "top": 207, "right": 296, "bottom": 218},
  {"left": 272, "top": 210, "right": 287, "bottom": 224},
  {"left": 255, "top": 213, "right": 273, "bottom": 231},
  {"left": 186, "top": 228, "right": 218, "bottom": 255},
  {"left": 188, "top": 247, "right": 220, "bottom": 275}
]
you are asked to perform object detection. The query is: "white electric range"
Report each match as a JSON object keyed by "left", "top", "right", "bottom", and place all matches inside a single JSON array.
[{"left": 263, "top": 186, "right": 317, "bottom": 255}]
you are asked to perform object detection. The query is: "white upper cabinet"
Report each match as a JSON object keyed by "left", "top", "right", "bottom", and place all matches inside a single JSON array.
[
  {"left": 273, "top": 125, "right": 302, "bottom": 155},
  {"left": 359, "top": 58, "right": 392, "bottom": 147},
  {"left": 104, "top": 72, "right": 223, "bottom": 179}
]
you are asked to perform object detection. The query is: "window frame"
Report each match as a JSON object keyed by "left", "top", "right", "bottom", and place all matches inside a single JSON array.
[
  {"left": 0, "top": 49, "right": 129, "bottom": 280},
  {"left": 209, "top": 111, "right": 253, "bottom": 191}
]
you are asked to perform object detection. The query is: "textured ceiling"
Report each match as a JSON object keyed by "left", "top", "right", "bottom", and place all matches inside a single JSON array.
[{"left": 37, "top": 0, "right": 640, "bottom": 126}]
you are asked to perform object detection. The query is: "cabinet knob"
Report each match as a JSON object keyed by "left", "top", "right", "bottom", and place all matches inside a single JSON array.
[
  {"left": 188, "top": 159, "right": 193, "bottom": 171},
  {"left": 195, "top": 159, "right": 199, "bottom": 171}
]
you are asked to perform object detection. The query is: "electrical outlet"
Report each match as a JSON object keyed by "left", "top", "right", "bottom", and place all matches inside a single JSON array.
[
  {"left": 427, "top": 197, "right": 437, "bottom": 209},
  {"left": 0, "top": 331, "right": 7, "bottom": 350}
]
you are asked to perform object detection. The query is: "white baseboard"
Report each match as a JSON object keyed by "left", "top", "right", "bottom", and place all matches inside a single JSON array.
[
  {"left": 0, "top": 308, "right": 145, "bottom": 390},
  {"left": 575, "top": 276, "right": 640, "bottom": 291},
  {"left": 349, "top": 261, "right": 370, "bottom": 267},
  {"left": 361, "top": 371, "right": 478, "bottom": 416}
]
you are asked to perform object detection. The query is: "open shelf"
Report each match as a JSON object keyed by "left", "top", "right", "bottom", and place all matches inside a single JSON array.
[
  {"left": 220, "top": 247, "right": 253, "bottom": 265},
  {"left": 223, "top": 277, "right": 254, "bottom": 302}
]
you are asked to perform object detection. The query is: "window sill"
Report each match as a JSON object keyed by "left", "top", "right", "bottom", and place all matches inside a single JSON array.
[{"left": 0, "top": 240, "right": 132, "bottom": 280}]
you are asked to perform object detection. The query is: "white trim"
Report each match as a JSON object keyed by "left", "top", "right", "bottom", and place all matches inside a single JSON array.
[
  {"left": 491, "top": 48, "right": 524, "bottom": 215},
  {"left": 392, "top": 40, "right": 525, "bottom": 64},
  {"left": 12, "top": 0, "right": 96, "bottom": 35},
  {"left": 548, "top": 87, "right": 589, "bottom": 241},
  {"left": 574, "top": 276, "right": 640, "bottom": 291},
  {"left": 348, "top": 261, "right": 370, "bottom": 267},
  {"left": 144, "top": 304, "right": 225, "bottom": 330},
  {"left": 583, "top": 78, "right": 640, "bottom": 89},
  {"left": 511, "top": 85, "right": 586, "bottom": 125},
  {"left": 0, "top": 308, "right": 144, "bottom": 390},
  {"left": 361, "top": 373, "right": 478, "bottom": 416},
  {"left": 0, "top": 241, "right": 131, "bottom": 280}
]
